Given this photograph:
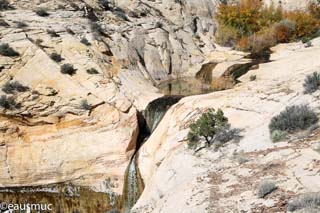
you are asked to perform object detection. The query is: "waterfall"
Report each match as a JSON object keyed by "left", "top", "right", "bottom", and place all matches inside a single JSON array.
[
  {"left": 122, "top": 95, "right": 183, "bottom": 212},
  {"left": 122, "top": 154, "right": 144, "bottom": 213}
]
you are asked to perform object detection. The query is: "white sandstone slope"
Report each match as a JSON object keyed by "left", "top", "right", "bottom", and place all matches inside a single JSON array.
[{"left": 133, "top": 38, "right": 320, "bottom": 212}]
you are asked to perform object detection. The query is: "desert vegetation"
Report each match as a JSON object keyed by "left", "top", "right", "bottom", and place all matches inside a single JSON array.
[
  {"left": 2, "top": 81, "right": 29, "bottom": 94},
  {"left": 287, "top": 192, "right": 320, "bottom": 212},
  {"left": 257, "top": 180, "right": 277, "bottom": 198},
  {"left": 47, "top": 29, "right": 60, "bottom": 37},
  {"left": 250, "top": 75, "right": 257, "bottom": 81},
  {"left": 80, "top": 99, "right": 91, "bottom": 110},
  {"left": 215, "top": 0, "right": 320, "bottom": 53},
  {"left": 269, "top": 104, "right": 318, "bottom": 142},
  {"left": 303, "top": 72, "right": 320, "bottom": 94},
  {"left": 0, "top": 0, "right": 11, "bottom": 10},
  {"left": 87, "top": 68, "right": 99, "bottom": 74},
  {"left": 98, "top": 0, "right": 111, "bottom": 11},
  {"left": 0, "top": 95, "right": 19, "bottom": 110},
  {"left": 15, "top": 21, "right": 28, "bottom": 28},
  {"left": 35, "top": 8, "right": 49, "bottom": 17},
  {"left": 50, "top": 53, "right": 63, "bottom": 63},
  {"left": 187, "top": 108, "right": 241, "bottom": 152},
  {"left": 90, "top": 22, "right": 104, "bottom": 36},
  {"left": 80, "top": 38, "right": 91, "bottom": 46},
  {"left": 61, "top": 64, "right": 76, "bottom": 75},
  {"left": 0, "top": 19, "right": 8, "bottom": 26},
  {"left": 0, "top": 43, "right": 19, "bottom": 57}
]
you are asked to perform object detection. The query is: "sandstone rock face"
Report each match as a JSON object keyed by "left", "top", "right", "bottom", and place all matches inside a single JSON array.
[
  {"left": 0, "top": 5, "right": 144, "bottom": 194},
  {"left": 133, "top": 38, "right": 320, "bottom": 212}
]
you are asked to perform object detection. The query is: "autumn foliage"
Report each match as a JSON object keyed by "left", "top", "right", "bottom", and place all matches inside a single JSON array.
[{"left": 215, "top": 0, "right": 320, "bottom": 53}]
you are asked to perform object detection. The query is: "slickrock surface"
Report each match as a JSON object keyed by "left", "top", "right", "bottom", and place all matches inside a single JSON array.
[{"left": 134, "top": 38, "right": 320, "bottom": 212}]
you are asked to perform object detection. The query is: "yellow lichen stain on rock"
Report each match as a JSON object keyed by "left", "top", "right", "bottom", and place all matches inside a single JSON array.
[{"left": 110, "top": 57, "right": 123, "bottom": 76}]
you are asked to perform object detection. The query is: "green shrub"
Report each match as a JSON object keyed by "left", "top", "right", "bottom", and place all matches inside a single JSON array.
[
  {"left": 2, "top": 81, "right": 29, "bottom": 94},
  {"left": 269, "top": 105, "right": 318, "bottom": 133},
  {"left": 0, "top": 95, "right": 19, "bottom": 110},
  {"left": 304, "top": 41, "right": 313, "bottom": 48},
  {"left": 15, "top": 21, "right": 28, "bottom": 28},
  {"left": 47, "top": 29, "right": 60, "bottom": 37},
  {"left": 35, "top": 39, "right": 43, "bottom": 46},
  {"left": 80, "top": 38, "right": 91, "bottom": 46},
  {"left": 57, "top": 4, "right": 66, "bottom": 10},
  {"left": 35, "top": 8, "right": 49, "bottom": 17},
  {"left": 0, "top": 43, "right": 19, "bottom": 57},
  {"left": 270, "top": 130, "right": 287, "bottom": 142},
  {"left": 303, "top": 72, "right": 320, "bottom": 94},
  {"left": 98, "top": 0, "right": 110, "bottom": 11},
  {"left": 90, "top": 22, "right": 104, "bottom": 34},
  {"left": 257, "top": 180, "right": 277, "bottom": 198},
  {"left": 50, "top": 53, "right": 63, "bottom": 63},
  {"left": 287, "top": 192, "right": 320, "bottom": 212},
  {"left": 66, "top": 28, "right": 75, "bottom": 35},
  {"left": 80, "top": 99, "right": 91, "bottom": 110},
  {"left": 0, "top": 19, "right": 9, "bottom": 26},
  {"left": 0, "top": 0, "right": 11, "bottom": 10},
  {"left": 187, "top": 108, "right": 240, "bottom": 151},
  {"left": 250, "top": 75, "right": 257, "bottom": 81},
  {"left": 61, "top": 64, "right": 76, "bottom": 75},
  {"left": 87, "top": 68, "right": 99, "bottom": 74}
]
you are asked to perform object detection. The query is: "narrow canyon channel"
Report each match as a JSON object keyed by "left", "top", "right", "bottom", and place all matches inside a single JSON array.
[{"left": 122, "top": 95, "right": 183, "bottom": 213}]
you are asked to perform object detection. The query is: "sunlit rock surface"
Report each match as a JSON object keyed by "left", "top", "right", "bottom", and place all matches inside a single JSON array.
[
  {"left": 0, "top": 0, "right": 319, "bottom": 212},
  {"left": 134, "top": 38, "right": 320, "bottom": 212}
]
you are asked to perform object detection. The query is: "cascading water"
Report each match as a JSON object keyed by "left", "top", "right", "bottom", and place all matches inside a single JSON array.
[
  {"left": 123, "top": 154, "right": 144, "bottom": 213},
  {"left": 122, "top": 95, "right": 183, "bottom": 212},
  {"left": 144, "top": 95, "right": 184, "bottom": 132}
]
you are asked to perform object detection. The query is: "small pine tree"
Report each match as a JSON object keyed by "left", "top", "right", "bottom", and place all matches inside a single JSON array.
[{"left": 187, "top": 108, "right": 231, "bottom": 151}]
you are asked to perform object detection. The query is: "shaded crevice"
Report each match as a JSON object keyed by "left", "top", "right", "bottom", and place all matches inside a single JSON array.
[
  {"left": 144, "top": 95, "right": 184, "bottom": 133},
  {"left": 122, "top": 95, "right": 183, "bottom": 212},
  {"left": 196, "top": 62, "right": 217, "bottom": 84},
  {"left": 229, "top": 50, "right": 271, "bottom": 81},
  {"left": 168, "top": 56, "right": 173, "bottom": 75}
]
